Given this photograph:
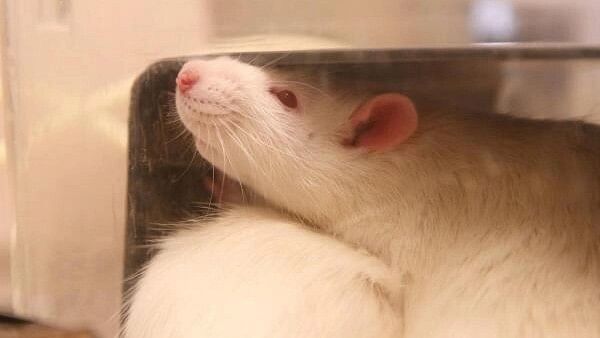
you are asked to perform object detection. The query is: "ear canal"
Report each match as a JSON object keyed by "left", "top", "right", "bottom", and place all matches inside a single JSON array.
[{"left": 347, "top": 93, "right": 418, "bottom": 152}]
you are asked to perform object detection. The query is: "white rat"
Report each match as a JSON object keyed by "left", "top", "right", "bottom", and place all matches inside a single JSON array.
[
  {"left": 123, "top": 206, "right": 403, "bottom": 338},
  {"left": 175, "top": 56, "right": 600, "bottom": 337}
]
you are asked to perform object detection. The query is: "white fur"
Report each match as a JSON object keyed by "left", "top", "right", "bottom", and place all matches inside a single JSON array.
[
  {"left": 177, "top": 56, "right": 600, "bottom": 337},
  {"left": 124, "top": 206, "right": 403, "bottom": 338}
]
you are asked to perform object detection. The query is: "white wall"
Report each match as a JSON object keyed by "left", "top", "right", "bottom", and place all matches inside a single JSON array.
[
  {"left": 2, "top": 1, "right": 600, "bottom": 337},
  {"left": 0, "top": 0, "right": 13, "bottom": 314},
  {"left": 4, "top": 1, "right": 210, "bottom": 336}
]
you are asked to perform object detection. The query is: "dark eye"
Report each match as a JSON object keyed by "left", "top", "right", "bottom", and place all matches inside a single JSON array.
[{"left": 270, "top": 89, "right": 298, "bottom": 109}]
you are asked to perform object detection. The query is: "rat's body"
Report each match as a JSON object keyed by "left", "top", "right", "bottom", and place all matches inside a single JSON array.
[
  {"left": 124, "top": 206, "right": 403, "bottom": 338},
  {"left": 174, "top": 56, "right": 600, "bottom": 337}
]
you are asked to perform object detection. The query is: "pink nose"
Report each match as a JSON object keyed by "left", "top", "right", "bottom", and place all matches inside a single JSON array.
[{"left": 176, "top": 69, "right": 200, "bottom": 94}]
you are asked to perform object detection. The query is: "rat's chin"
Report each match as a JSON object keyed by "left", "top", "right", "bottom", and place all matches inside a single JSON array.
[
  {"left": 194, "top": 136, "right": 225, "bottom": 163},
  {"left": 179, "top": 109, "right": 234, "bottom": 130},
  {"left": 179, "top": 116, "right": 215, "bottom": 139}
]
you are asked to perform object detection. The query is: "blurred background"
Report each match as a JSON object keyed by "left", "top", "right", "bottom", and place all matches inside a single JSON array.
[{"left": 0, "top": 0, "right": 599, "bottom": 337}]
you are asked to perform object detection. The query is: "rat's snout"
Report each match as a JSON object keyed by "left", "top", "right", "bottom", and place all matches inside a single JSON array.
[{"left": 176, "top": 69, "right": 200, "bottom": 94}]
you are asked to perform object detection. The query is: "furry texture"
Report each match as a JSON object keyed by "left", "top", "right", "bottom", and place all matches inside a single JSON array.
[
  {"left": 175, "top": 56, "right": 600, "bottom": 337},
  {"left": 124, "top": 206, "right": 403, "bottom": 338}
]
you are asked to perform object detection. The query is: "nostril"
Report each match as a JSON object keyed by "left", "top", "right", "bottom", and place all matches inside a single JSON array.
[{"left": 176, "top": 69, "right": 200, "bottom": 94}]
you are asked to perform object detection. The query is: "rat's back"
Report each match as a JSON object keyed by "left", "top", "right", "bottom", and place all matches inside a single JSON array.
[{"left": 398, "top": 113, "right": 600, "bottom": 338}]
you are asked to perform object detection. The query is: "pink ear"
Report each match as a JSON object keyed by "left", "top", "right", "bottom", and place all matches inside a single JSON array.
[{"left": 347, "top": 93, "right": 418, "bottom": 152}]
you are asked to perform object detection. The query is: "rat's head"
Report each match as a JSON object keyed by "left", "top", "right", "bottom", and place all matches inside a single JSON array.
[{"left": 176, "top": 56, "right": 419, "bottom": 220}]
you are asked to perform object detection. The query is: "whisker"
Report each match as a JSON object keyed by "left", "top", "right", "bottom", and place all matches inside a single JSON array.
[
  {"left": 220, "top": 121, "right": 259, "bottom": 202},
  {"left": 228, "top": 118, "right": 306, "bottom": 163},
  {"left": 213, "top": 124, "right": 229, "bottom": 203},
  {"left": 167, "top": 127, "right": 192, "bottom": 144},
  {"left": 269, "top": 80, "right": 330, "bottom": 98},
  {"left": 247, "top": 54, "right": 260, "bottom": 66},
  {"left": 220, "top": 120, "right": 261, "bottom": 170},
  {"left": 204, "top": 123, "right": 217, "bottom": 207},
  {"left": 260, "top": 52, "right": 291, "bottom": 69},
  {"left": 174, "top": 149, "right": 198, "bottom": 182}
]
